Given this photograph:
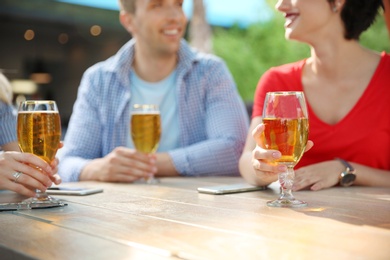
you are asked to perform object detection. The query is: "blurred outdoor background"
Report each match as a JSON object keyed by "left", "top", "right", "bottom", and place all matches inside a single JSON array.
[{"left": 0, "top": 0, "right": 389, "bottom": 127}]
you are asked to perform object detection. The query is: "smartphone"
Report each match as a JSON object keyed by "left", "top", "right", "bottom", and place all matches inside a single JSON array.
[
  {"left": 46, "top": 186, "right": 103, "bottom": 196},
  {"left": 197, "top": 183, "right": 266, "bottom": 195}
]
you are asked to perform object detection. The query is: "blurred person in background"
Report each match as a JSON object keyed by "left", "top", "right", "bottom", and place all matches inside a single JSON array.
[
  {"left": 239, "top": 0, "right": 390, "bottom": 190},
  {"left": 58, "top": 0, "right": 249, "bottom": 182},
  {"left": 0, "top": 73, "right": 61, "bottom": 197}
]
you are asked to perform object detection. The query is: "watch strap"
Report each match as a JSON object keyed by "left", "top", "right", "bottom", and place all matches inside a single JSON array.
[
  {"left": 335, "top": 158, "right": 356, "bottom": 187},
  {"left": 335, "top": 158, "right": 355, "bottom": 173}
]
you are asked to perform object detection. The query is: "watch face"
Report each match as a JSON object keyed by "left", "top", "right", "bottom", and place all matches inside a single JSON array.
[{"left": 341, "top": 173, "right": 356, "bottom": 186}]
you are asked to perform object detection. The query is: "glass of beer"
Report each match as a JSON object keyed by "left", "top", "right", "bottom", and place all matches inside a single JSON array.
[
  {"left": 131, "top": 104, "right": 161, "bottom": 184},
  {"left": 17, "top": 100, "right": 62, "bottom": 205},
  {"left": 261, "top": 92, "right": 309, "bottom": 208}
]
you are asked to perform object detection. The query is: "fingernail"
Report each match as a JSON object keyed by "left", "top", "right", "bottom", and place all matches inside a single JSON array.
[
  {"left": 47, "top": 181, "right": 53, "bottom": 187},
  {"left": 278, "top": 165, "right": 287, "bottom": 171},
  {"left": 272, "top": 152, "right": 281, "bottom": 158}
]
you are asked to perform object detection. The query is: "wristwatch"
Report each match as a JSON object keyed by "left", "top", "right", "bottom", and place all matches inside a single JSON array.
[{"left": 335, "top": 158, "right": 356, "bottom": 187}]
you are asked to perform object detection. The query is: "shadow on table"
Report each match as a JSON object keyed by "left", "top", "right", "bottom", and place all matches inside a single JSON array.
[{"left": 296, "top": 187, "right": 390, "bottom": 229}]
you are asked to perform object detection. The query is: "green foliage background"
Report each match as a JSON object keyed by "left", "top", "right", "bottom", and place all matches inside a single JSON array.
[{"left": 212, "top": 6, "right": 390, "bottom": 102}]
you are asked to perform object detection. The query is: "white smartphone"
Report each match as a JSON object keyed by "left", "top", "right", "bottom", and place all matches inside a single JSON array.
[
  {"left": 197, "top": 183, "right": 266, "bottom": 195},
  {"left": 46, "top": 186, "right": 103, "bottom": 196}
]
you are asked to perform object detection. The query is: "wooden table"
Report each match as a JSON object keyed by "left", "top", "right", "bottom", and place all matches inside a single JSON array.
[{"left": 1, "top": 177, "right": 389, "bottom": 260}]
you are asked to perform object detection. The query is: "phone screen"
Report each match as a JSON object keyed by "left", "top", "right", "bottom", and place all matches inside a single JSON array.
[
  {"left": 197, "top": 183, "right": 266, "bottom": 195},
  {"left": 48, "top": 187, "right": 87, "bottom": 191},
  {"left": 47, "top": 186, "right": 103, "bottom": 196}
]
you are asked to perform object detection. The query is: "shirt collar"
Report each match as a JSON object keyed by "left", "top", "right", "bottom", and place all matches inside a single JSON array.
[{"left": 110, "top": 39, "right": 198, "bottom": 83}]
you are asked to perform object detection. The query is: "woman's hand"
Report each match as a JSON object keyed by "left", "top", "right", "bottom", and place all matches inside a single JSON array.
[
  {"left": 251, "top": 123, "right": 314, "bottom": 182},
  {"left": 293, "top": 160, "right": 343, "bottom": 191},
  {"left": 251, "top": 124, "right": 287, "bottom": 180},
  {"left": 49, "top": 157, "right": 62, "bottom": 185},
  {"left": 240, "top": 118, "right": 313, "bottom": 187},
  {"left": 49, "top": 141, "right": 64, "bottom": 185},
  {"left": 0, "top": 152, "right": 56, "bottom": 197}
]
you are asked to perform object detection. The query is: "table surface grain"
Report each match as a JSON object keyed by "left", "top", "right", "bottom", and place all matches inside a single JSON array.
[{"left": 1, "top": 177, "right": 389, "bottom": 260}]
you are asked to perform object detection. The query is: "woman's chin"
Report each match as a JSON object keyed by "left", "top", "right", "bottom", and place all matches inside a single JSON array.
[{"left": 285, "top": 31, "right": 298, "bottom": 41}]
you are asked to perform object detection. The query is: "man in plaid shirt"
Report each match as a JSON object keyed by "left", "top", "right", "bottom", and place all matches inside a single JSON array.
[{"left": 58, "top": 0, "right": 249, "bottom": 182}]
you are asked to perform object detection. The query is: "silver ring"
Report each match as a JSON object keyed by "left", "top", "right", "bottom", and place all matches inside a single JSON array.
[{"left": 13, "top": 171, "right": 23, "bottom": 183}]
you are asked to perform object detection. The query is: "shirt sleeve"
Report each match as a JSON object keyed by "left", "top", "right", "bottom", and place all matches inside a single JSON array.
[
  {"left": 57, "top": 68, "right": 103, "bottom": 182},
  {"left": 168, "top": 59, "right": 250, "bottom": 176},
  {"left": 0, "top": 101, "right": 17, "bottom": 147}
]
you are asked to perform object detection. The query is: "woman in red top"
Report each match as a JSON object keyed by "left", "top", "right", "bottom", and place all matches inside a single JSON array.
[{"left": 239, "top": 0, "right": 390, "bottom": 190}]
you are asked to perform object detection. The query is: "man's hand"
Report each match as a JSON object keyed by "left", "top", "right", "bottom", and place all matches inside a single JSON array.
[{"left": 80, "top": 147, "right": 157, "bottom": 182}]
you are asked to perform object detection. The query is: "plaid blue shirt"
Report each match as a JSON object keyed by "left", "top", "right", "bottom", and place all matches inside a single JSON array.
[
  {"left": 58, "top": 39, "right": 249, "bottom": 182},
  {"left": 0, "top": 101, "right": 16, "bottom": 148}
]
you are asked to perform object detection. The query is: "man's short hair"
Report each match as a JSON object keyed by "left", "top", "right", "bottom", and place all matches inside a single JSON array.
[{"left": 119, "top": 0, "right": 136, "bottom": 13}]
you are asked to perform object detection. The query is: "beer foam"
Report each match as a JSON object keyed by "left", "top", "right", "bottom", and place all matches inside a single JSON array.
[
  {"left": 18, "top": 111, "right": 59, "bottom": 114},
  {"left": 131, "top": 111, "right": 160, "bottom": 115}
]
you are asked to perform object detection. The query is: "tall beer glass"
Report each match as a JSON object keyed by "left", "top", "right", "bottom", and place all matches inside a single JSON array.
[
  {"left": 17, "top": 100, "right": 62, "bottom": 205},
  {"left": 131, "top": 104, "right": 161, "bottom": 184},
  {"left": 262, "top": 92, "right": 309, "bottom": 207}
]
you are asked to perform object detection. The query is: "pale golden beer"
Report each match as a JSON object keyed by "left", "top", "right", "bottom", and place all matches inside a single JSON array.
[
  {"left": 262, "top": 117, "right": 309, "bottom": 164},
  {"left": 262, "top": 91, "right": 309, "bottom": 207},
  {"left": 18, "top": 111, "right": 61, "bottom": 163},
  {"left": 131, "top": 112, "right": 161, "bottom": 153},
  {"left": 16, "top": 100, "right": 63, "bottom": 204},
  {"left": 17, "top": 103, "right": 61, "bottom": 163}
]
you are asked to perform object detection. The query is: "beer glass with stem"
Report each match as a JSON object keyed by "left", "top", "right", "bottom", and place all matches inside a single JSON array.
[
  {"left": 131, "top": 104, "right": 161, "bottom": 184},
  {"left": 261, "top": 92, "right": 309, "bottom": 208},
  {"left": 17, "top": 100, "right": 63, "bottom": 205}
]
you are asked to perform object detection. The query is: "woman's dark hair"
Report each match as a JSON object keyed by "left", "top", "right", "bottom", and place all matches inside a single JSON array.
[{"left": 328, "top": 0, "right": 384, "bottom": 40}]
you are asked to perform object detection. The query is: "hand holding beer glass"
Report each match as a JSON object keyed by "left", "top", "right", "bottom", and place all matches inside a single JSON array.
[
  {"left": 131, "top": 104, "right": 161, "bottom": 184},
  {"left": 262, "top": 92, "right": 309, "bottom": 207},
  {"left": 17, "top": 100, "right": 64, "bottom": 206}
]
